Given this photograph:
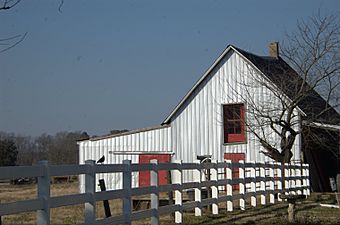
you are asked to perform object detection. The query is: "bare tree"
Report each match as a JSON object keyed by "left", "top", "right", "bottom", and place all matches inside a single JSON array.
[
  {"left": 221, "top": 16, "right": 340, "bottom": 219},
  {"left": 0, "top": 33, "right": 27, "bottom": 53},
  {"left": 229, "top": 12, "right": 339, "bottom": 163},
  {"left": 0, "top": 0, "right": 21, "bottom": 10},
  {"left": 0, "top": 139, "right": 18, "bottom": 166},
  {"left": 0, "top": 0, "right": 27, "bottom": 53},
  {"left": 282, "top": 11, "right": 340, "bottom": 116}
]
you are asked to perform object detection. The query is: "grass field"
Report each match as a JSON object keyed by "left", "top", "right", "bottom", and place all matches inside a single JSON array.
[{"left": 1, "top": 182, "right": 340, "bottom": 225}]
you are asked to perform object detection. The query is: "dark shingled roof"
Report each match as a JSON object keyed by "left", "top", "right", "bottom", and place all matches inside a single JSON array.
[{"left": 233, "top": 46, "right": 339, "bottom": 125}]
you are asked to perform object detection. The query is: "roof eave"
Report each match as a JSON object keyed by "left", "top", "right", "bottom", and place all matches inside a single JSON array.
[{"left": 303, "top": 121, "right": 340, "bottom": 131}]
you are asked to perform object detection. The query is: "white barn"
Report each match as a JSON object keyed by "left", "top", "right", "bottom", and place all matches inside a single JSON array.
[{"left": 78, "top": 43, "right": 305, "bottom": 191}]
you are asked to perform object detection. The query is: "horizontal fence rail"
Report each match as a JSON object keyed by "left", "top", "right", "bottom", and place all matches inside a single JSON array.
[{"left": 0, "top": 160, "right": 310, "bottom": 225}]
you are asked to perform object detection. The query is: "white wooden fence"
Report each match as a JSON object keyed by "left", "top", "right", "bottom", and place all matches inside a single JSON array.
[{"left": 0, "top": 160, "right": 310, "bottom": 225}]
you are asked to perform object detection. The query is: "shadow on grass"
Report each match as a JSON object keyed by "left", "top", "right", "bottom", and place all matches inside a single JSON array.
[
  {"left": 185, "top": 204, "right": 288, "bottom": 225},
  {"left": 295, "top": 203, "right": 319, "bottom": 213},
  {"left": 182, "top": 202, "right": 339, "bottom": 225}
]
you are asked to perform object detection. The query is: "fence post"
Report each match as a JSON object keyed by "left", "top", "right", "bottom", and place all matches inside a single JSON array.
[
  {"left": 249, "top": 161, "right": 256, "bottom": 208},
  {"left": 296, "top": 163, "right": 302, "bottom": 195},
  {"left": 173, "top": 160, "right": 182, "bottom": 223},
  {"left": 305, "top": 164, "right": 310, "bottom": 196},
  {"left": 276, "top": 163, "right": 282, "bottom": 201},
  {"left": 37, "top": 160, "right": 50, "bottom": 225},
  {"left": 302, "top": 164, "right": 307, "bottom": 196},
  {"left": 150, "top": 159, "right": 159, "bottom": 225},
  {"left": 239, "top": 160, "right": 245, "bottom": 210},
  {"left": 290, "top": 163, "right": 296, "bottom": 195},
  {"left": 268, "top": 162, "right": 275, "bottom": 204},
  {"left": 225, "top": 160, "right": 233, "bottom": 212},
  {"left": 167, "top": 170, "right": 174, "bottom": 220},
  {"left": 98, "top": 179, "right": 112, "bottom": 218},
  {"left": 193, "top": 160, "right": 201, "bottom": 217},
  {"left": 123, "top": 160, "right": 132, "bottom": 225},
  {"left": 260, "top": 163, "right": 266, "bottom": 205},
  {"left": 284, "top": 163, "right": 289, "bottom": 195},
  {"left": 211, "top": 160, "right": 218, "bottom": 215},
  {"left": 85, "top": 160, "right": 96, "bottom": 225},
  {"left": 258, "top": 162, "right": 268, "bottom": 205}
]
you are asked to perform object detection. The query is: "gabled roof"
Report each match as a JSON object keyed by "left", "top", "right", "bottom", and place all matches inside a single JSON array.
[{"left": 163, "top": 44, "right": 339, "bottom": 125}]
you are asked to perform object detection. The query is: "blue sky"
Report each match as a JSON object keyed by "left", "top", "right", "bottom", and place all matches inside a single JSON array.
[{"left": 0, "top": 0, "right": 339, "bottom": 136}]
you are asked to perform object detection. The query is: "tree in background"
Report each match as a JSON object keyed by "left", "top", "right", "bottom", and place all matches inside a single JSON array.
[
  {"left": 14, "top": 135, "right": 36, "bottom": 166},
  {"left": 0, "top": 139, "right": 18, "bottom": 166},
  {"left": 0, "top": 131, "right": 89, "bottom": 165},
  {"left": 48, "top": 131, "right": 88, "bottom": 165}
]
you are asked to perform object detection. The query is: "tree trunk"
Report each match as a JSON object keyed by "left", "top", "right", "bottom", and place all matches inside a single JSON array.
[{"left": 288, "top": 202, "right": 296, "bottom": 223}]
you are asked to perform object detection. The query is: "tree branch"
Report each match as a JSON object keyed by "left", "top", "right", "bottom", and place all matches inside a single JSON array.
[{"left": 0, "top": 32, "right": 27, "bottom": 53}]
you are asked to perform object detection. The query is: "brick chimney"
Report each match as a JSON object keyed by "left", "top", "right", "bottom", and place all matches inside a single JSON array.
[{"left": 269, "top": 42, "right": 279, "bottom": 58}]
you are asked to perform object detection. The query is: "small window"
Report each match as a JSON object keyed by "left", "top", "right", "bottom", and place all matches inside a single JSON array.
[{"left": 223, "top": 104, "right": 245, "bottom": 143}]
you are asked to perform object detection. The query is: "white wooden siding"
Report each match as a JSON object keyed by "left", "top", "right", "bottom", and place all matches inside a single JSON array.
[
  {"left": 170, "top": 50, "right": 301, "bottom": 170},
  {"left": 78, "top": 49, "right": 303, "bottom": 188},
  {"left": 79, "top": 126, "right": 172, "bottom": 191}
]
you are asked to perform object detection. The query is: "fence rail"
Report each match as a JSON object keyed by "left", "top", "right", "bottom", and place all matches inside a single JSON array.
[{"left": 0, "top": 160, "right": 310, "bottom": 225}]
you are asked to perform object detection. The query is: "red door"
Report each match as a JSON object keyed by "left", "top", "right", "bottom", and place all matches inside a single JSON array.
[
  {"left": 139, "top": 154, "right": 171, "bottom": 187},
  {"left": 224, "top": 153, "right": 245, "bottom": 191}
]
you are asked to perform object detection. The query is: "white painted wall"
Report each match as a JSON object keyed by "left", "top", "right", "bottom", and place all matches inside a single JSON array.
[
  {"left": 78, "top": 49, "right": 303, "bottom": 189},
  {"left": 170, "top": 50, "right": 301, "bottom": 175},
  {"left": 79, "top": 126, "right": 172, "bottom": 191}
]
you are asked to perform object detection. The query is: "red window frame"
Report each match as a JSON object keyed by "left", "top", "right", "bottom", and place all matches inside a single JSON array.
[{"left": 223, "top": 104, "right": 245, "bottom": 143}]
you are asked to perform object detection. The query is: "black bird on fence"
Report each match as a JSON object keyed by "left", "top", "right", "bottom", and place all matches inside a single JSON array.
[{"left": 97, "top": 155, "right": 105, "bottom": 164}]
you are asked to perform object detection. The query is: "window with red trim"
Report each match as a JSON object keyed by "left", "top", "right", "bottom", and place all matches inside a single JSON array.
[{"left": 223, "top": 104, "right": 245, "bottom": 143}]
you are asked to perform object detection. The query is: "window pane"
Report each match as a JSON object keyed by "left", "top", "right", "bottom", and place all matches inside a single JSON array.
[
  {"left": 228, "top": 128, "right": 235, "bottom": 134},
  {"left": 226, "top": 121, "right": 234, "bottom": 134},
  {"left": 225, "top": 107, "right": 233, "bottom": 119},
  {"left": 234, "top": 122, "right": 241, "bottom": 134},
  {"left": 233, "top": 107, "right": 241, "bottom": 119}
]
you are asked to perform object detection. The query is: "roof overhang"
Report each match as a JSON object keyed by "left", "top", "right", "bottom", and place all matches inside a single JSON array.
[
  {"left": 77, "top": 124, "right": 171, "bottom": 143},
  {"left": 303, "top": 121, "right": 340, "bottom": 131}
]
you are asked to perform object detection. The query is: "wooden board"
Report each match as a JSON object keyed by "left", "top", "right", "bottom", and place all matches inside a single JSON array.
[
  {"left": 224, "top": 153, "right": 245, "bottom": 191},
  {"left": 139, "top": 154, "right": 171, "bottom": 187}
]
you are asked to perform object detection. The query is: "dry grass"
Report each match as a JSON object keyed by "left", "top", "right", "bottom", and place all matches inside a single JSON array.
[
  {"left": 0, "top": 182, "right": 124, "bottom": 225},
  {"left": 1, "top": 182, "right": 340, "bottom": 225}
]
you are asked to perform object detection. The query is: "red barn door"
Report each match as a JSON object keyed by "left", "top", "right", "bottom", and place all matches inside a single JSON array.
[
  {"left": 224, "top": 153, "right": 245, "bottom": 191},
  {"left": 139, "top": 154, "right": 171, "bottom": 187}
]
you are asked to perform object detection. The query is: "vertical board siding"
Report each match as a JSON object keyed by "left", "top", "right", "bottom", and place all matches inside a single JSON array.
[
  {"left": 79, "top": 126, "right": 172, "bottom": 191},
  {"left": 79, "top": 49, "right": 303, "bottom": 189},
  {"left": 171, "top": 50, "right": 301, "bottom": 169}
]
